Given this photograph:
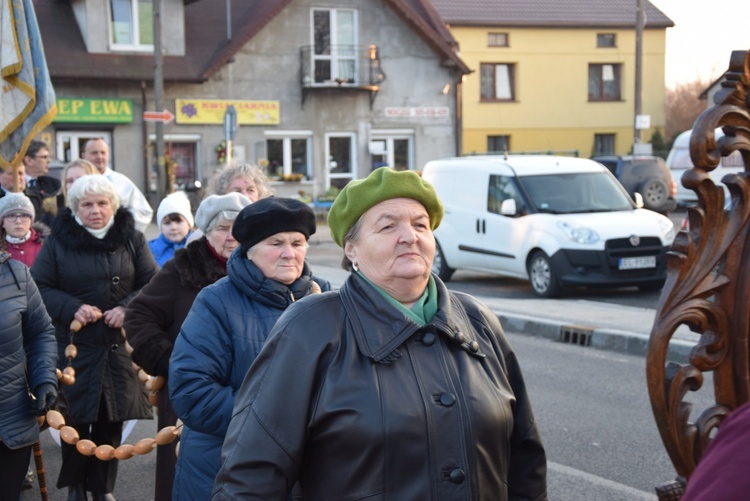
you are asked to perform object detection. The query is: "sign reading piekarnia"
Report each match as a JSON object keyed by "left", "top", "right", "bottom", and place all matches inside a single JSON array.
[{"left": 176, "top": 99, "right": 280, "bottom": 125}]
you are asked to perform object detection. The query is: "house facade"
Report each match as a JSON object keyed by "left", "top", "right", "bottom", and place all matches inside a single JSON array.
[
  {"left": 431, "top": 0, "right": 674, "bottom": 157},
  {"left": 36, "top": 0, "right": 469, "bottom": 200}
]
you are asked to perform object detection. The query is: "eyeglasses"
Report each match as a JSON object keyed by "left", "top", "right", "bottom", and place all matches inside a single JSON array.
[
  {"left": 4, "top": 213, "right": 32, "bottom": 222},
  {"left": 33, "top": 155, "right": 51, "bottom": 161}
]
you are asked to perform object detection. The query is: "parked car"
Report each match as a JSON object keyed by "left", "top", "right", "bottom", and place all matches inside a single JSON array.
[
  {"left": 666, "top": 128, "right": 745, "bottom": 207},
  {"left": 421, "top": 155, "right": 676, "bottom": 297},
  {"left": 592, "top": 155, "right": 677, "bottom": 214}
]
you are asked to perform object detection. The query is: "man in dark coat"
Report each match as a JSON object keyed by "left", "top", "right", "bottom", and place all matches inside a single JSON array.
[{"left": 22, "top": 140, "right": 62, "bottom": 225}]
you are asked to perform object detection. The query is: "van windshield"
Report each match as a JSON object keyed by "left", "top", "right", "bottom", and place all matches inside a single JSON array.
[{"left": 518, "top": 172, "right": 633, "bottom": 214}]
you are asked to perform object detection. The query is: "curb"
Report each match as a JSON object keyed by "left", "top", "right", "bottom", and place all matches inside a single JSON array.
[{"left": 496, "top": 311, "right": 692, "bottom": 363}]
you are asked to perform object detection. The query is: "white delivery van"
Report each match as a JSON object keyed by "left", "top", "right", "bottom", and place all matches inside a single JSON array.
[
  {"left": 666, "top": 128, "right": 744, "bottom": 206},
  {"left": 421, "top": 155, "right": 676, "bottom": 297}
]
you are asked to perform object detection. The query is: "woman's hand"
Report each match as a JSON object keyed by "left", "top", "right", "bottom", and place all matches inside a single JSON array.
[
  {"left": 103, "top": 305, "right": 126, "bottom": 329},
  {"left": 74, "top": 304, "right": 103, "bottom": 326}
]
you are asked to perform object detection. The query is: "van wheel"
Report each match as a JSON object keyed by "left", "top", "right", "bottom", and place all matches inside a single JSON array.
[
  {"left": 640, "top": 179, "right": 669, "bottom": 211},
  {"left": 432, "top": 241, "right": 455, "bottom": 282},
  {"left": 528, "top": 251, "right": 561, "bottom": 298}
]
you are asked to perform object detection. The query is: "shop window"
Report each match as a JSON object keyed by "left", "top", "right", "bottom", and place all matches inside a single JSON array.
[
  {"left": 327, "top": 133, "right": 356, "bottom": 189},
  {"left": 265, "top": 136, "right": 312, "bottom": 179}
]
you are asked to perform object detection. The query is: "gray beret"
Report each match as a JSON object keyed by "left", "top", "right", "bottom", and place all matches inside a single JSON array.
[
  {"left": 232, "top": 197, "right": 316, "bottom": 252},
  {"left": 195, "top": 193, "right": 252, "bottom": 233}
]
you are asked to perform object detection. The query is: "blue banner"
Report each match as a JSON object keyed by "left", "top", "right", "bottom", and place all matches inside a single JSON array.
[{"left": 0, "top": 0, "right": 57, "bottom": 168}]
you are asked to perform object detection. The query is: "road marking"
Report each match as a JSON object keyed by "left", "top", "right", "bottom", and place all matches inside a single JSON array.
[{"left": 549, "top": 461, "right": 657, "bottom": 500}]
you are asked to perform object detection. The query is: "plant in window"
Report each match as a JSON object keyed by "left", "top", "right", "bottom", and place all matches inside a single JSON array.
[{"left": 317, "top": 186, "right": 340, "bottom": 203}]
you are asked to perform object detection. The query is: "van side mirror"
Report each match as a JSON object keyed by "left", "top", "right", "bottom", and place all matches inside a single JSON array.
[
  {"left": 634, "top": 192, "right": 644, "bottom": 209},
  {"left": 500, "top": 198, "right": 517, "bottom": 216}
]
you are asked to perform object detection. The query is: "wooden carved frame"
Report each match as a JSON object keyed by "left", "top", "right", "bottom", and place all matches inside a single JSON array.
[{"left": 647, "top": 49, "right": 750, "bottom": 500}]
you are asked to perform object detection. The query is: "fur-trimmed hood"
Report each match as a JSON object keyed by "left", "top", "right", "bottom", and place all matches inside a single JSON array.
[
  {"left": 172, "top": 236, "right": 227, "bottom": 289},
  {"left": 52, "top": 207, "right": 137, "bottom": 253}
]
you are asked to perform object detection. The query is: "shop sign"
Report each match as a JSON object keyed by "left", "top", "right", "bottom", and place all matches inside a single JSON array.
[
  {"left": 53, "top": 98, "right": 133, "bottom": 123},
  {"left": 384, "top": 107, "right": 449, "bottom": 118},
  {"left": 176, "top": 99, "right": 280, "bottom": 125}
]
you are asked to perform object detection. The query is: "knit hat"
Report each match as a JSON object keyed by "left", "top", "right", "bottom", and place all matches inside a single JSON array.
[
  {"left": 232, "top": 197, "right": 316, "bottom": 252},
  {"left": 0, "top": 192, "right": 35, "bottom": 221},
  {"left": 157, "top": 191, "right": 194, "bottom": 228},
  {"left": 194, "top": 193, "right": 252, "bottom": 234},
  {"left": 327, "top": 167, "right": 444, "bottom": 247}
]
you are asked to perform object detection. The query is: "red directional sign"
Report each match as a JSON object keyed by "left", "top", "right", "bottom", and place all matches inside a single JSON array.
[{"left": 143, "top": 109, "right": 175, "bottom": 124}]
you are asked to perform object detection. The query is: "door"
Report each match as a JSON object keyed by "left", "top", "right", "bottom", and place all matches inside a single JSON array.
[{"left": 482, "top": 174, "right": 525, "bottom": 275}]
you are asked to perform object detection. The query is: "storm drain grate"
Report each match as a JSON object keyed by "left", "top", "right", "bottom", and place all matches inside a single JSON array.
[{"left": 559, "top": 325, "right": 593, "bottom": 347}]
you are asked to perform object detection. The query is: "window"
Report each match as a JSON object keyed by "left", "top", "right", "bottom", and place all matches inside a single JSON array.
[
  {"left": 487, "top": 135, "right": 510, "bottom": 153},
  {"left": 326, "top": 133, "right": 356, "bottom": 189},
  {"left": 312, "top": 8, "right": 357, "bottom": 83},
  {"left": 487, "top": 175, "right": 520, "bottom": 214},
  {"left": 110, "top": 0, "right": 153, "bottom": 50},
  {"left": 481, "top": 63, "right": 515, "bottom": 101},
  {"left": 488, "top": 32, "right": 508, "bottom": 47},
  {"left": 594, "top": 134, "right": 615, "bottom": 155},
  {"left": 588, "top": 64, "right": 621, "bottom": 101},
  {"left": 369, "top": 132, "right": 413, "bottom": 172},
  {"left": 265, "top": 134, "right": 312, "bottom": 179},
  {"left": 597, "top": 34, "right": 616, "bottom": 48}
]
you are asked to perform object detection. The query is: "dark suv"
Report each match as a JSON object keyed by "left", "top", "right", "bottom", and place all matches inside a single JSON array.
[{"left": 592, "top": 155, "right": 677, "bottom": 214}]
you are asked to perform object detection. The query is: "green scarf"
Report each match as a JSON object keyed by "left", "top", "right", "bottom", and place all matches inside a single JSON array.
[{"left": 357, "top": 271, "right": 438, "bottom": 326}]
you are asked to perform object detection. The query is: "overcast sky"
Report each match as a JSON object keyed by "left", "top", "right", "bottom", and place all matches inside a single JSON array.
[{"left": 649, "top": 0, "right": 750, "bottom": 88}]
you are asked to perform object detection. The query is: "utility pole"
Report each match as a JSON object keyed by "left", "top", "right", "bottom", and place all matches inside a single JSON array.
[
  {"left": 153, "top": 0, "right": 167, "bottom": 202},
  {"left": 634, "top": 0, "right": 644, "bottom": 151}
]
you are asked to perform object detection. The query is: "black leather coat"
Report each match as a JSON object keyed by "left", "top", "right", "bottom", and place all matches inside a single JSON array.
[{"left": 213, "top": 272, "right": 547, "bottom": 501}]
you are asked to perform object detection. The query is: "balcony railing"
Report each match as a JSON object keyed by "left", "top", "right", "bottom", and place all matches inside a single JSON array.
[{"left": 299, "top": 44, "right": 386, "bottom": 107}]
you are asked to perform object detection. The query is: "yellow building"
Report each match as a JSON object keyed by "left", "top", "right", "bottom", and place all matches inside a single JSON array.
[{"left": 431, "top": 1, "right": 674, "bottom": 157}]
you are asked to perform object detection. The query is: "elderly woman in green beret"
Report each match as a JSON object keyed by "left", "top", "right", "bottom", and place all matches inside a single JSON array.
[{"left": 213, "top": 167, "right": 548, "bottom": 501}]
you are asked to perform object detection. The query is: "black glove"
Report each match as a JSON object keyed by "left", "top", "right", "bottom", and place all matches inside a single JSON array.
[
  {"left": 154, "top": 350, "right": 172, "bottom": 378},
  {"left": 34, "top": 383, "right": 58, "bottom": 415}
]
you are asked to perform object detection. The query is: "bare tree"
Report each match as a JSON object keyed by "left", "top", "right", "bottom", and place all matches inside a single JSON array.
[{"left": 665, "top": 78, "right": 711, "bottom": 143}]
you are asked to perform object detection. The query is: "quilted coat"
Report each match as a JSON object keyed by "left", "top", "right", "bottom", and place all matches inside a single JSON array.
[
  {"left": 124, "top": 237, "right": 227, "bottom": 501},
  {"left": 169, "top": 248, "right": 331, "bottom": 501},
  {"left": 30, "top": 208, "right": 157, "bottom": 424},
  {"left": 0, "top": 253, "right": 57, "bottom": 449},
  {"left": 212, "top": 272, "right": 548, "bottom": 501}
]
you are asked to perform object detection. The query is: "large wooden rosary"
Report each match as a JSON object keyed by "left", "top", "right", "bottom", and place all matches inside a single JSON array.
[{"left": 47, "top": 315, "right": 180, "bottom": 461}]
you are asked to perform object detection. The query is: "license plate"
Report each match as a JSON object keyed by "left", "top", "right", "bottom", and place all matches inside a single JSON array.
[{"left": 618, "top": 256, "right": 656, "bottom": 270}]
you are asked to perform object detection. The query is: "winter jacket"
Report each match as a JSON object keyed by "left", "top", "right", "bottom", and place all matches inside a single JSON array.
[
  {"left": 124, "top": 237, "right": 227, "bottom": 501},
  {"left": 0, "top": 253, "right": 57, "bottom": 449},
  {"left": 148, "top": 231, "right": 192, "bottom": 267},
  {"left": 169, "top": 248, "right": 331, "bottom": 501},
  {"left": 30, "top": 208, "right": 158, "bottom": 425},
  {"left": 3, "top": 222, "right": 50, "bottom": 267},
  {"left": 213, "top": 272, "right": 548, "bottom": 501}
]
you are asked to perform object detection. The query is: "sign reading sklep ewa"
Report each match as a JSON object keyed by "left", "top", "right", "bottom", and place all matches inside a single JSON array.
[
  {"left": 176, "top": 99, "right": 280, "bottom": 125},
  {"left": 384, "top": 107, "right": 449, "bottom": 118}
]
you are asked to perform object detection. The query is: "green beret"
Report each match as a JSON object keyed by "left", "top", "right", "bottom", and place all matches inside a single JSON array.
[{"left": 327, "top": 167, "right": 444, "bottom": 247}]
